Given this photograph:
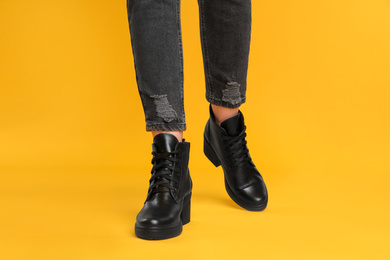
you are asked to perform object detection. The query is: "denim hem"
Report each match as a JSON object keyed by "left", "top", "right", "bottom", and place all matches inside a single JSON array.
[
  {"left": 146, "top": 123, "right": 187, "bottom": 132},
  {"left": 206, "top": 96, "right": 246, "bottom": 109}
]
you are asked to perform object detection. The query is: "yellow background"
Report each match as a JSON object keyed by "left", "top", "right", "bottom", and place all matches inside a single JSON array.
[{"left": 1, "top": 0, "right": 390, "bottom": 259}]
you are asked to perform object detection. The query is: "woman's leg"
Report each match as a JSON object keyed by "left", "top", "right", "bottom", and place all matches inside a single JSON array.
[
  {"left": 199, "top": 0, "right": 268, "bottom": 211},
  {"left": 127, "top": 0, "right": 186, "bottom": 134},
  {"left": 126, "top": 0, "right": 191, "bottom": 240},
  {"left": 198, "top": 0, "right": 251, "bottom": 110}
]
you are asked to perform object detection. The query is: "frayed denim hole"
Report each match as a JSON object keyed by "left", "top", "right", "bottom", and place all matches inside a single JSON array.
[
  {"left": 151, "top": 94, "right": 179, "bottom": 123},
  {"left": 222, "top": 82, "right": 242, "bottom": 105}
]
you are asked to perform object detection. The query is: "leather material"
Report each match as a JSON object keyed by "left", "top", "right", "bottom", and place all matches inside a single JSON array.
[
  {"left": 204, "top": 105, "right": 268, "bottom": 211},
  {"left": 220, "top": 112, "right": 242, "bottom": 136},
  {"left": 135, "top": 133, "right": 192, "bottom": 240}
]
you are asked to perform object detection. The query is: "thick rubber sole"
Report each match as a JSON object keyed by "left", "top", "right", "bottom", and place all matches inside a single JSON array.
[
  {"left": 204, "top": 135, "right": 268, "bottom": 211},
  {"left": 134, "top": 193, "right": 191, "bottom": 240}
]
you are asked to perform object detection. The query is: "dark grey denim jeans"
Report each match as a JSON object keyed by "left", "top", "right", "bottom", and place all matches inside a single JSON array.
[{"left": 126, "top": 0, "right": 251, "bottom": 131}]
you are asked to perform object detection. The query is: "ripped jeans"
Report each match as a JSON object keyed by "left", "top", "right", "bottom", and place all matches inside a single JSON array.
[{"left": 126, "top": 0, "right": 252, "bottom": 131}]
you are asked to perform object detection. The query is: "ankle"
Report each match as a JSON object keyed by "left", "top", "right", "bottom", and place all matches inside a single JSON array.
[
  {"left": 211, "top": 104, "right": 239, "bottom": 125},
  {"left": 152, "top": 131, "right": 183, "bottom": 142}
]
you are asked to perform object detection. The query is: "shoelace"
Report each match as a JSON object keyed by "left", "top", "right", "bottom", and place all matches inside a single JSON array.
[
  {"left": 222, "top": 126, "right": 253, "bottom": 167},
  {"left": 147, "top": 151, "right": 179, "bottom": 197}
]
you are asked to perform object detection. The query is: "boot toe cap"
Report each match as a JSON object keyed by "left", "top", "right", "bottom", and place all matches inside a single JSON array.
[
  {"left": 240, "top": 183, "right": 268, "bottom": 205},
  {"left": 227, "top": 180, "right": 268, "bottom": 211}
]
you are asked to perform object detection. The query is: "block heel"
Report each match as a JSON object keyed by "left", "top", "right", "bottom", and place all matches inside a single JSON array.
[
  {"left": 204, "top": 135, "right": 221, "bottom": 167},
  {"left": 181, "top": 193, "right": 191, "bottom": 225}
]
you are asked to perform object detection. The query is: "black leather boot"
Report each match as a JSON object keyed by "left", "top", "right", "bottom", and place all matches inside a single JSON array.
[
  {"left": 135, "top": 133, "right": 192, "bottom": 240},
  {"left": 203, "top": 105, "right": 268, "bottom": 211}
]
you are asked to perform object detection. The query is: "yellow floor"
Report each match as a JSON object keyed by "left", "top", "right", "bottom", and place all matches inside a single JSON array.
[
  {"left": 1, "top": 0, "right": 390, "bottom": 259},
  {"left": 1, "top": 149, "right": 390, "bottom": 259}
]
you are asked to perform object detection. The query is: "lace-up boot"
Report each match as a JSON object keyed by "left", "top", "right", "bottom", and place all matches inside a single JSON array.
[
  {"left": 135, "top": 133, "right": 192, "bottom": 240},
  {"left": 203, "top": 105, "right": 268, "bottom": 211}
]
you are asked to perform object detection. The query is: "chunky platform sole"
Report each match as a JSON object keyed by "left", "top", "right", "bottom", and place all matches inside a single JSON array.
[
  {"left": 134, "top": 193, "right": 191, "bottom": 240},
  {"left": 204, "top": 135, "right": 268, "bottom": 211}
]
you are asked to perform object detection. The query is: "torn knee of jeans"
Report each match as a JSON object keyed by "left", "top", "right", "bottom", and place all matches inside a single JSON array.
[
  {"left": 222, "top": 82, "right": 242, "bottom": 105},
  {"left": 151, "top": 94, "right": 179, "bottom": 123}
]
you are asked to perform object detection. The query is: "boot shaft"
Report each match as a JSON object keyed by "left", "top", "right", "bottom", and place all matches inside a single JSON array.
[{"left": 148, "top": 133, "right": 192, "bottom": 203}]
